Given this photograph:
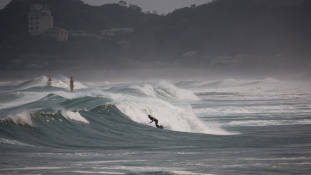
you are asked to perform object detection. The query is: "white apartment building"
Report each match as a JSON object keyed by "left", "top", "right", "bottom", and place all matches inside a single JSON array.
[{"left": 28, "top": 4, "right": 53, "bottom": 35}]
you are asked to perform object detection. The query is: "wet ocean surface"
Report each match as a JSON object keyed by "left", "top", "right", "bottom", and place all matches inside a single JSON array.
[{"left": 0, "top": 70, "right": 311, "bottom": 174}]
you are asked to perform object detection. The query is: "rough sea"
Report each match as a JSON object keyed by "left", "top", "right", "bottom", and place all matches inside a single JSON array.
[{"left": 0, "top": 69, "right": 310, "bottom": 175}]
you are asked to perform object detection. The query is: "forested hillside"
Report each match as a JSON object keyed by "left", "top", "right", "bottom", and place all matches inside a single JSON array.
[
  {"left": 0, "top": 0, "right": 159, "bottom": 69},
  {"left": 0, "top": 0, "right": 157, "bottom": 36},
  {"left": 129, "top": 0, "right": 311, "bottom": 60},
  {"left": 0, "top": 0, "right": 310, "bottom": 70}
]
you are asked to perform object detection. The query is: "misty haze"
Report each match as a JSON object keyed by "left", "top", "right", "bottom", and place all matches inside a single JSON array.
[{"left": 0, "top": 0, "right": 311, "bottom": 174}]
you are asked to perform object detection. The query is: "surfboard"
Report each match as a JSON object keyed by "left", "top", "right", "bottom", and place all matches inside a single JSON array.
[{"left": 158, "top": 125, "right": 164, "bottom": 129}]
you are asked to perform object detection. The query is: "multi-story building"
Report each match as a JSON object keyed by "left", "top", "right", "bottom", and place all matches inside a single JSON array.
[{"left": 28, "top": 4, "right": 53, "bottom": 35}]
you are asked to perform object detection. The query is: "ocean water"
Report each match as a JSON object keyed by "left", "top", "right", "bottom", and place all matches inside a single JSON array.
[{"left": 0, "top": 71, "right": 311, "bottom": 175}]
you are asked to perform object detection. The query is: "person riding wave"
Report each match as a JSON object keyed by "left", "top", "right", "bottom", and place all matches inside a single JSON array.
[{"left": 148, "top": 115, "right": 160, "bottom": 128}]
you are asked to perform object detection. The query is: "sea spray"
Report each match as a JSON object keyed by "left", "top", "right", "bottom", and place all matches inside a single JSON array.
[
  {"left": 104, "top": 80, "right": 232, "bottom": 135},
  {"left": 153, "top": 80, "right": 200, "bottom": 101},
  {"left": 116, "top": 97, "right": 232, "bottom": 135},
  {"left": 131, "top": 84, "right": 157, "bottom": 97},
  {"left": 128, "top": 80, "right": 200, "bottom": 101}
]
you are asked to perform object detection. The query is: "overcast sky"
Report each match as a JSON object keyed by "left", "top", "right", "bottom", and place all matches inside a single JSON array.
[{"left": 0, "top": 0, "right": 212, "bottom": 14}]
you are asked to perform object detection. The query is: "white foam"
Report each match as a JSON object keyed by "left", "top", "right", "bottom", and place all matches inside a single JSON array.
[
  {"left": 65, "top": 171, "right": 124, "bottom": 174},
  {"left": 224, "top": 119, "right": 311, "bottom": 126},
  {"left": 0, "top": 167, "right": 64, "bottom": 170},
  {"left": 153, "top": 80, "right": 200, "bottom": 101},
  {"left": 0, "top": 80, "right": 23, "bottom": 86},
  {"left": 0, "top": 88, "right": 107, "bottom": 110},
  {"left": 0, "top": 91, "right": 49, "bottom": 110},
  {"left": 2, "top": 111, "right": 34, "bottom": 126},
  {"left": 128, "top": 80, "right": 200, "bottom": 101},
  {"left": 296, "top": 162, "right": 311, "bottom": 165},
  {"left": 193, "top": 105, "right": 308, "bottom": 117},
  {"left": 99, "top": 166, "right": 175, "bottom": 172},
  {"left": 81, "top": 160, "right": 145, "bottom": 164},
  {"left": 99, "top": 166, "right": 213, "bottom": 175},
  {"left": 116, "top": 97, "right": 234, "bottom": 135},
  {"left": 261, "top": 77, "right": 280, "bottom": 83},
  {"left": 61, "top": 111, "right": 89, "bottom": 124},
  {"left": 12, "top": 76, "right": 49, "bottom": 91},
  {"left": 0, "top": 138, "right": 33, "bottom": 147},
  {"left": 239, "top": 157, "right": 309, "bottom": 160},
  {"left": 131, "top": 84, "right": 156, "bottom": 97},
  {"left": 170, "top": 171, "right": 213, "bottom": 175}
]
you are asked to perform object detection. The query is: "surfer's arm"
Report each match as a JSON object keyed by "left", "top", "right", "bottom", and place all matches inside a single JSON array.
[{"left": 150, "top": 120, "right": 153, "bottom": 123}]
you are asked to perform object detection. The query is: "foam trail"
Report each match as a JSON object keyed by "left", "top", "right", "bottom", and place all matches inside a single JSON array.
[
  {"left": 225, "top": 119, "right": 311, "bottom": 127},
  {"left": 0, "top": 138, "right": 34, "bottom": 147}
]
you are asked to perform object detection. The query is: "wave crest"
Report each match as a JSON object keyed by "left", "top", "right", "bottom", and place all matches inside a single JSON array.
[{"left": 1, "top": 112, "right": 34, "bottom": 126}]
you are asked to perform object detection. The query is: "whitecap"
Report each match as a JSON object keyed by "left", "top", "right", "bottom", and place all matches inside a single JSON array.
[
  {"left": 61, "top": 110, "right": 89, "bottom": 124},
  {"left": 2, "top": 111, "right": 34, "bottom": 126}
]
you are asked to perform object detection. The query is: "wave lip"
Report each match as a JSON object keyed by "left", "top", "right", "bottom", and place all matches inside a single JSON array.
[
  {"left": 1, "top": 109, "right": 90, "bottom": 127},
  {"left": 60, "top": 110, "right": 89, "bottom": 124}
]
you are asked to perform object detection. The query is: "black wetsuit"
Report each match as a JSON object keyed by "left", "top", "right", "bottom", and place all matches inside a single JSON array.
[{"left": 149, "top": 116, "right": 160, "bottom": 128}]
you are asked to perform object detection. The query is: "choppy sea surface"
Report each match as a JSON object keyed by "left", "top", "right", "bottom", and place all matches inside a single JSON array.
[{"left": 0, "top": 70, "right": 311, "bottom": 175}]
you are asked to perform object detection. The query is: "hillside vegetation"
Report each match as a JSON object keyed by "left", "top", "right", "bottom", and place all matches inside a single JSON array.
[
  {"left": 0, "top": 0, "right": 158, "bottom": 69},
  {"left": 129, "top": 0, "right": 311, "bottom": 60},
  {"left": 0, "top": 0, "right": 310, "bottom": 70}
]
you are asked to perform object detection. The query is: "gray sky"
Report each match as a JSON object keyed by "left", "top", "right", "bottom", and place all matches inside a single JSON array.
[
  {"left": 0, "top": 0, "right": 212, "bottom": 14},
  {"left": 0, "top": 0, "right": 10, "bottom": 9}
]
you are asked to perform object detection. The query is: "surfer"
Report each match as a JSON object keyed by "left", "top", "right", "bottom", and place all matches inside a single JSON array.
[{"left": 148, "top": 115, "right": 160, "bottom": 128}]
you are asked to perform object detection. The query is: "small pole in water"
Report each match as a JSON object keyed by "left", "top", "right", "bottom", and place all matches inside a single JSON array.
[
  {"left": 48, "top": 76, "right": 52, "bottom": 86},
  {"left": 70, "top": 76, "right": 74, "bottom": 92}
]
